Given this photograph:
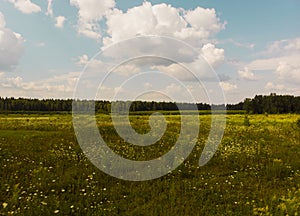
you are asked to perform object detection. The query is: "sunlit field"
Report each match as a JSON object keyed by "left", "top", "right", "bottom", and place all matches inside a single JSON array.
[{"left": 1, "top": 113, "right": 300, "bottom": 215}]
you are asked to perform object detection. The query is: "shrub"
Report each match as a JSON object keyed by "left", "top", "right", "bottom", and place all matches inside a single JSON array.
[{"left": 244, "top": 115, "right": 250, "bottom": 126}]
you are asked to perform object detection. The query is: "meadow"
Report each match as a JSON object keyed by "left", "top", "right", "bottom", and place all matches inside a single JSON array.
[{"left": 0, "top": 113, "right": 300, "bottom": 215}]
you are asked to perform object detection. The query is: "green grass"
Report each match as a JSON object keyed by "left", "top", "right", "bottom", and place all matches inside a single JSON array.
[{"left": 0, "top": 113, "right": 300, "bottom": 215}]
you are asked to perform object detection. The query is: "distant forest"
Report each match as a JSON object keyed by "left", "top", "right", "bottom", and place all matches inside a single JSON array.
[
  {"left": 0, "top": 93, "right": 300, "bottom": 114},
  {"left": 227, "top": 93, "right": 300, "bottom": 114}
]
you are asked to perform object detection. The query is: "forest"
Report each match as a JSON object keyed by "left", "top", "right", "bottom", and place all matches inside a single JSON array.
[{"left": 0, "top": 93, "right": 300, "bottom": 114}]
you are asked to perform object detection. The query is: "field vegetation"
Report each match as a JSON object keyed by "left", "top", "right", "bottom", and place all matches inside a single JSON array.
[{"left": 0, "top": 113, "right": 300, "bottom": 215}]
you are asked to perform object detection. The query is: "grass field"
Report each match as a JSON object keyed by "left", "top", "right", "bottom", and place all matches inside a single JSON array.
[{"left": 0, "top": 113, "right": 300, "bottom": 215}]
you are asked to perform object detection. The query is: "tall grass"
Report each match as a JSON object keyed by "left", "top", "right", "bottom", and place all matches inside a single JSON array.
[{"left": 0, "top": 113, "right": 299, "bottom": 215}]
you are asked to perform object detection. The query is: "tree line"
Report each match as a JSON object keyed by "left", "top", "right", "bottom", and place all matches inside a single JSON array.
[
  {"left": 0, "top": 97, "right": 210, "bottom": 113},
  {"left": 226, "top": 93, "right": 300, "bottom": 114},
  {"left": 1, "top": 93, "right": 300, "bottom": 114}
]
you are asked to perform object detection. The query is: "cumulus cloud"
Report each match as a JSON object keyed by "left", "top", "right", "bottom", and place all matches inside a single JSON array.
[
  {"left": 69, "top": 1, "right": 226, "bottom": 83},
  {"left": 149, "top": 43, "right": 224, "bottom": 81},
  {"left": 276, "top": 62, "right": 300, "bottom": 84},
  {"left": 70, "top": 0, "right": 115, "bottom": 39},
  {"left": 67, "top": 2, "right": 227, "bottom": 101},
  {"left": 112, "top": 64, "right": 141, "bottom": 76},
  {"left": 99, "top": 2, "right": 226, "bottom": 84},
  {"left": 265, "top": 37, "right": 300, "bottom": 55},
  {"left": 105, "top": 2, "right": 185, "bottom": 45},
  {"left": 201, "top": 43, "right": 224, "bottom": 67},
  {"left": 7, "top": 0, "right": 41, "bottom": 14},
  {"left": 219, "top": 82, "right": 237, "bottom": 91},
  {"left": 104, "top": 2, "right": 225, "bottom": 46},
  {"left": 248, "top": 37, "right": 300, "bottom": 71},
  {"left": 183, "top": 7, "right": 225, "bottom": 38},
  {"left": 247, "top": 58, "right": 280, "bottom": 71},
  {"left": 45, "top": 0, "right": 66, "bottom": 29},
  {"left": 0, "top": 72, "right": 79, "bottom": 98},
  {"left": 0, "top": 12, "right": 24, "bottom": 71},
  {"left": 165, "top": 83, "right": 182, "bottom": 95},
  {"left": 152, "top": 58, "right": 216, "bottom": 82},
  {"left": 55, "top": 16, "right": 66, "bottom": 28},
  {"left": 265, "top": 82, "right": 285, "bottom": 91},
  {"left": 153, "top": 63, "right": 192, "bottom": 81},
  {"left": 76, "top": 54, "right": 89, "bottom": 66},
  {"left": 75, "top": 54, "right": 105, "bottom": 71},
  {"left": 245, "top": 37, "right": 300, "bottom": 87},
  {"left": 238, "top": 67, "right": 258, "bottom": 81}
]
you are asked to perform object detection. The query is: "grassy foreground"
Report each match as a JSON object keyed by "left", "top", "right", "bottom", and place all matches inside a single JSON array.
[{"left": 0, "top": 113, "right": 300, "bottom": 215}]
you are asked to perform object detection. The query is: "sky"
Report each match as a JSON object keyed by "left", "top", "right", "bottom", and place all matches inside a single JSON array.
[{"left": 0, "top": 0, "right": 300, "bottom": 104}]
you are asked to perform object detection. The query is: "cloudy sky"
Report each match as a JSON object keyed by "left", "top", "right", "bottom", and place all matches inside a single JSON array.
[{"left": 0, "top": 0, "right": 299, "bottom": 104}]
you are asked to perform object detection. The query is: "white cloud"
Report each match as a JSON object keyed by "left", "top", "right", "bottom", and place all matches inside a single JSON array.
[
  {"left": 283, "top": 38, "right": 300, "bottom": 52},
  {"left": 73, "top": 1, "right": 226, "bottom": 84},
  {"left": 238, "top": 67, "right": 258, "bottom": 81},
  {"left": 247, "top": 58, "right": 280, "bottom": 71},
  {"left": 276, "top": 62, "right": 300, "bottom": 84},
  {"left": 7, "top": 0, "right": 41, "bottom": 14},
  {"left": 165, "top": 83, "right": 182, "bottom": 95},
  {"left": 4, "top": 76, "right": 22, "bottom": 88},
  {"left": 45, "top": 1, "right": 66, "bottom": 29},
  {"left": 55, "top": 16, "right": 66, "bottom": 28},
  {"left": 245, "top": 37, "right": 300, "bottom": 87},
  {"left": 265, "top": 82, "right": 285, "bottom": 91},
  {"left": 223, "top": 39, "right": 255, "bottom": 49},
  {"left": 265, "top": 37, "right": 300, "bottom": 55},
  {"left": 99, "top": 38, "right": 224, "bottom": 83},
  {"left": 201, "top": 43, "right": 224, "bottom": 67},
  {"left": 46, "top": 0, "right": 53, "bottom": 17},
  {"left": 61, "top": 2, "right": 227, "bottom": 103},
  {"left": 247, "top": 37, "right": 300, "bottom": 71},
  {"left": 112, "top": 63, "right": 141, "bottom": 76},
  {"left": 104, "top": 2, "right": 225, "bottom": 46},
  {"left": 246, "top": 55, "right": 300, "bottom": 72},
  {"left": 0, "top": 72, "right": 80, "bottom": 98},
  {"left": 154, "top": 64, "right": 190, "bottom": 80},
  {"left": 219, "top": 82, "right": 237, "bottom": 91},
  {"left": 151, "top": 43, "right": 224, "bottom": 81},
  {"left": 75, "top": 54, "right": 104, "bottom": 69},
  {"left": 152, "top": 56, "right": 214, "bottom": 82},
  {"left": 183, "top": 7, "right": 226, "bottom": 38},
  {"left": 105, "top": 2, "right": 185, "bottom": 45},
  {"left": 70, "top": 0, "right": 115, "bottom": 39},
  {"left": 0, "top": 12, "right": 24, "bottom": 71},
  {"left": 76, "top": 54, "right": 89, "bottom": 66}
]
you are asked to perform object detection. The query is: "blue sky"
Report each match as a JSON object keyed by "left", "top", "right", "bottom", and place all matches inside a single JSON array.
[{"left": 0, "top": 0, "right": 299, "bottom": 103}]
